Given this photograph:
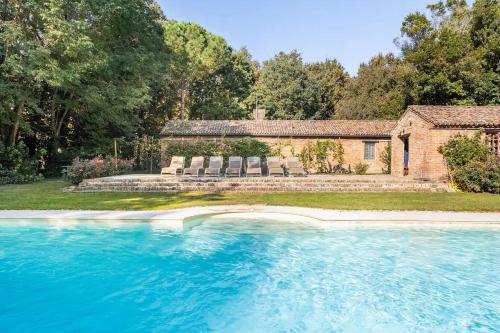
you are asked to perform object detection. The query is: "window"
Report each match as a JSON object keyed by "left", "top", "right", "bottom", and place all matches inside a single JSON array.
[
  {"left": 486, "top": 132, "right": 499, "bottom": 156},
  {"left": 364, "top": 142, "right": 376, "bottom": 160}
]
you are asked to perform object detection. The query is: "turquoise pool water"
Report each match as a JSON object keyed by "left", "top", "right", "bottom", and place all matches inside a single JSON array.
[{"left": 0, "top": 217, "right": 499, "bottom": 332}]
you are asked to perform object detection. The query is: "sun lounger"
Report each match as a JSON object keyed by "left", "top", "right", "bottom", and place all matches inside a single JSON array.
[
  {"left": 225, "top": 156, "right": 243, "bottom": 177},
  {"left": 183, "top": 156, "right": 204, "bottom": 176},
  {"left": 246, "top": 156, "right": 262, "bottom": 177},
  {"left": 286, "top": 156, "right": 306, "bottom": 177},
  {"left": 267, "top": 156, "right": 284, "bottom": 176},
  {"left": 161, "top": 156, "right": 185, "bottom": 175},
  {"left": 205, "top": 156, "right": 223, "bottom": 177}
]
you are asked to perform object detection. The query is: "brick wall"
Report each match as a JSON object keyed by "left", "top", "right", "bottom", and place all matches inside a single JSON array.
[{"left": 161, "top": 136, "right": 390, "bottom": 174}]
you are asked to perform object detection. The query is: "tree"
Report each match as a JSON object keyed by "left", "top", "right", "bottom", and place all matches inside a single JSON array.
[
  {"left": 189, "top": 47, "right": 257, "bottom": 120},
  {"left": 248, "top": 50, "right": 310, "bottom": 120},
  {"left": 305, "top": 59, "right": 349, "bottom": 119},
  {"left": 163, "top": 21, "right": 255, "bottom": 120},
  {"left": 399, "top": 0, "right": 499, "bottom": 105},
  {"left": 398, "top": 12, "right": 433, "bottom": 53},
  {"left": 470, "top": 0, "right": 500, "bottom": 105},
  {"left": 336, "top": 54, "right": 416, "bottom": 120},
  {"left": 1, "top": 0, "right": 167, "bottom": 168}
]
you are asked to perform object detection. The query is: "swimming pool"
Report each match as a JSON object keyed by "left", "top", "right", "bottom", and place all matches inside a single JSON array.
[{"left": 0, "top": 215, "right": 499, "bottom": 332}]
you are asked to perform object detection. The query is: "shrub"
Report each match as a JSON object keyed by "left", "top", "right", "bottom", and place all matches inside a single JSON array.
[
  {"left": 439, "top": 132, "right": 499, "bottom": 194},
  {"left": 226, "top": 137, "right": 270, "bottom": 159},
  {"left": 380, "top": 143, "right": 391, "bottom": 174},
  {"left": 0, "top": 141, "right": 42, "bottom": 185},
  {"left": 354, "top": 162, "right": 369, "bottom": 175},
  {"left": 67, "top": 156, "right": 133, "bottom": 185},
  {"left": 0, "top": 170, "right": 43, "bottom": 185},
  {"left": 438, "top": 132, "right": 489, "bottom": 170},
  {"left": 451, "top": 156, "right": 500, "bottom": 194}
]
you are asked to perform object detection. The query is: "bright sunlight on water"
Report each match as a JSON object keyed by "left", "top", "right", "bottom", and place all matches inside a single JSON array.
[{"left": 0, "top": 217, "right": 499, "bottom": 332}]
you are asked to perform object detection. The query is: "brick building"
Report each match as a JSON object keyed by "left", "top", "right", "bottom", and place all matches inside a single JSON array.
[
  {"left": 161, "top": 105, "right": 500, "bottom": 179},
  {"left": 392, "top": 105, "right": 500, "bottom": 180},
  {"left": 161, "top": 118, "right": 395, "bottom": 174}
]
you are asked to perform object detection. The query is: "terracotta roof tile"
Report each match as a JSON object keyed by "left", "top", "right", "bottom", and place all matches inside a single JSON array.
[
  {"left": 409, "top": 105, "right": 500, "bottom": 128},
  {"left": 161, "top": 120, "right": 397, "bottom": 138}
]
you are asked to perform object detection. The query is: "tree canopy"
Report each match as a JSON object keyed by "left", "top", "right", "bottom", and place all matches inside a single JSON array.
[
  {"left": 248, "top": 51, "right": 348, "bottom": 120},
  {"left": 1, "top": 0, "right": 167, "bottom": 163},
  {"left": 399, "top": 0, "right": 499, "bottom": 105},
  {"left": 335, "top": 54, "right": 416, "bottom": 120},
  {"left": 0, "top": 0, "right": 498, "bottom": 178},
  {"left": 163, "top": 20, "right": 256, "bottom": 120}
]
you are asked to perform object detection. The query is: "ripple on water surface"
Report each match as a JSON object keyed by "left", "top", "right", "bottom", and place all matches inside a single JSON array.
[{"left": 0, "top": 218, "right": 499, "bottom": 332}]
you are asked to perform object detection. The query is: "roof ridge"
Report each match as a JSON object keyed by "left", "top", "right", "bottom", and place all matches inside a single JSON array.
[
  {"left": 409, "top": 105, "right": 500, "bottom": 127},
  {"left": 161, "top": 119, "right": 397, "bottom": 137}
]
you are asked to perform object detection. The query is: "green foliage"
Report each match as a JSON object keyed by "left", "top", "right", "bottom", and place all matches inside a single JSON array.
[
  {"left": 132, "top": 136, "right": 162, "bottom": 172},
  {"left": 0, "top": 170, "right": 43, "bottom": 185},
  {"left": 269, "top": 139, "right": 295, "bottom": 158},
  {"left": 248, "top": 51, "right": 348, "bottom": 120},
  {"left": 163, "top": 21, "right": 256, "bottom": 120},
  {"left": 0, "top": 141, "right": 42, "bottom": 184},
  {"left": 398, "top": 0, "right": 500, "bottom": 106},
  {"left": 226, "top": 137, "right": 270, "bottom": 159},
  {"left": 438, "top": 132, "right": 490, "bottom": 169},
  {"left": 337, "top": 0, "right": 500, "bottom": 121},
  {"left": 162, "top": 137, "right": 270, "bottom": 166},
  {"left": 399, "top": 12, "right": 433, "bottom": 52},
  {"left": 380, "top": 143, "right": 392, "bottom": 174},
  {"left": 304, "top": 59, "right": 349, "bottom": 119},
  {"left": 452, "top": 156, "right": 500, "bottom": 193},
  {"left": 336, "top": 54, "right": 417, "bottom": 120},
  {"left": 67, "top": 156, "right": 134, "bottom": 185},
  {"left": 248, "top": 51, "right": 309, "bottom": 119},
  {"left": 1, "top": 0, "right": 167, "bottom": 173},
  {"left": 299, "top": 140, "right": 345, "bottom": 173},
  {"left": 354, "top": 162, "right": 369, "bottom": 175},
  {"left": 1, "top": 0, "right": 499, "bottom": 178},
  {"left": 439, "top": 132, "right": 499, "bottom": 193}
]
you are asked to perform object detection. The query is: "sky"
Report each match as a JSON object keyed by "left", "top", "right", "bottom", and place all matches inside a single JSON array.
[{"left": 158, "top": 0, "right": 432, "bottom": 75}]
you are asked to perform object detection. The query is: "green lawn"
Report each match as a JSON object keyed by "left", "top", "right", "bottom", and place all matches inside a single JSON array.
[{"left": 0, "top": 180, "right": 499, "bottom": 212}]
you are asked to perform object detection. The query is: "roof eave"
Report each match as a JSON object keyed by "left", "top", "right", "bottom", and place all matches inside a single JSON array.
[{"left": 160, "top": 133, "right": 393, "bottom": 138}]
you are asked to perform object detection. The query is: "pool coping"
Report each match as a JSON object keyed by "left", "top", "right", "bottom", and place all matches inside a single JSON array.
[{"left": 0, "top": 206, "right": 499, "bottom": 231}]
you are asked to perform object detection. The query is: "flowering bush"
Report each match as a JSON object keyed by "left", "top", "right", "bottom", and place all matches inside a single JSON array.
[{"left": 67, "top": 156, "right": 134, "bottom": 185}]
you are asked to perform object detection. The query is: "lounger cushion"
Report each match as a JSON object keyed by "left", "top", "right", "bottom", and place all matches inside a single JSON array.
[
  {"left": 205, "top": 167, "right": 221, "bottom": 176},
  {"left": 246, "top": 168, "right": 262, "bottom": 176},
  {"left": 161, "top": 167, "right": 181, "bottom": 175},
  {"left": 183, "top": 168, "right": 202, "bottom": 176}
]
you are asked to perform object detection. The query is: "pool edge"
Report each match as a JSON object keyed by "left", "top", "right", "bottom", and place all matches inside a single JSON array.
[{"left": 0, "top": 206, "right": 499, "bottom": 231}]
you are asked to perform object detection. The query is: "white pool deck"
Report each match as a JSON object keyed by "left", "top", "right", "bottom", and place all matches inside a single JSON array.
[{"left": 0, "top": 206, "right": 499, "bottom": 231}]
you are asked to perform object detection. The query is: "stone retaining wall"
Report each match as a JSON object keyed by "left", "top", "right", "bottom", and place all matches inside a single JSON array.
[{"left": 69, "top": 175, "right": 451, "bottom": 193}]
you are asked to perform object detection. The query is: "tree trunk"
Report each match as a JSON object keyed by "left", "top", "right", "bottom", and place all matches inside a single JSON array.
[
  {"left": 180, "top": 88, "right": 186, "bottom": 120},
  {"left": 50, "top": 92, "right": 71, "bottom": 159},
  {"left": 8, "top": 97, "right": 25, "bottom": 147}
]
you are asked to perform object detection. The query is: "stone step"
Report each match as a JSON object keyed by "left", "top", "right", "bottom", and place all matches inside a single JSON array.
[
  {"left": 82, "top": 178, "right": 434, "bottom": 184},
  {"left": 73, "top": 181, "right": 449, "bottom": 193}
]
